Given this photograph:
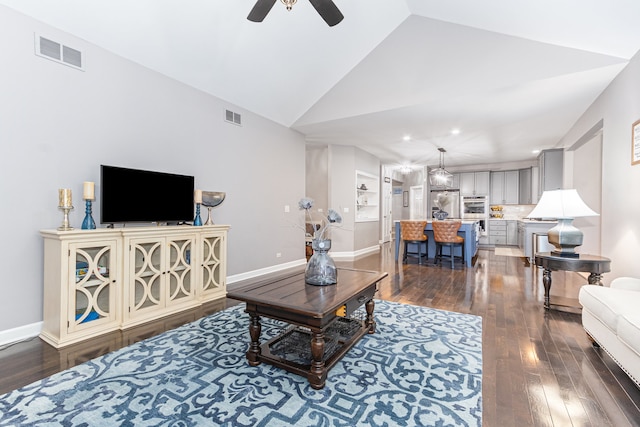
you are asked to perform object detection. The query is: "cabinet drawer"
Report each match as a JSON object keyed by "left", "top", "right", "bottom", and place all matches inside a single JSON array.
[
  {"left": 491, "top": 230, "right": 507, "bottom": 236},
  {"left": 490, "top": 236, "right": 507, "bottom": 245},
  {"left": 345, "top": 285, "right": 376, "bottom": 317}
]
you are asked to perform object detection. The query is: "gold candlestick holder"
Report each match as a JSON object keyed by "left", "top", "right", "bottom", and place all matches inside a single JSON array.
[{"left": 58, "top": 205, "right": 74, "bottom": 230}]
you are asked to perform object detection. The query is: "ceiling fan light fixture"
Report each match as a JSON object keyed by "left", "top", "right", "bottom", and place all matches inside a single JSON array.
[
  {"left": 248, "top": 0, "right": 343, "bottom": 26},
  {"left": 281, "top": 0, "right": 297, "bottom": 10}
]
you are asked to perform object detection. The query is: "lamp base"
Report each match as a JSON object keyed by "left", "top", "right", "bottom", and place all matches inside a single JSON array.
[
  {"left": 550, "top": 250, "right": 580, "bottom": 258},
  {"left": 547, "top": 218, "right": 583, "bottom": 258}
]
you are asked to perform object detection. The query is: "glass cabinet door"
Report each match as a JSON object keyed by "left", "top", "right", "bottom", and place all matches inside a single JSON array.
[
  {"left": 68, "top": 240, "right": 118, "bottom": 333},
  {"left": 201, "top": 233, "right": 224, "bottom": 296},
  {"left": 129, "top": 239, "right": 163, "bottom": 315},
  {"left": 167, "top": 237, "right": 194, "bottom": 305}
]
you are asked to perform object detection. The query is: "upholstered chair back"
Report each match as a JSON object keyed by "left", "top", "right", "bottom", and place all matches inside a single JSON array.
[
  {"left": 432, "top": 220, "right": 464, "bottom": 243},
  {"left": 400, "top": 220, "right": 428, "bottom": 241}
]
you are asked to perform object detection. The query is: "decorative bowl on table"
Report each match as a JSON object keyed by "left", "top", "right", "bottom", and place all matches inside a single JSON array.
[{"left": 201, "top": 191, "right": 226, "bottom": 225}]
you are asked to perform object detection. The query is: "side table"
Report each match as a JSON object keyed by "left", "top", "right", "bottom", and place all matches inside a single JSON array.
[{"left": 534, "top": 252, "right": 611, "bottom": 310}]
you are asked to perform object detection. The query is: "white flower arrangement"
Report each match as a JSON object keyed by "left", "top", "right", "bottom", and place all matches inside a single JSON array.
[{"left": 298, "top": 197, "right": 342, "bottom": 241}]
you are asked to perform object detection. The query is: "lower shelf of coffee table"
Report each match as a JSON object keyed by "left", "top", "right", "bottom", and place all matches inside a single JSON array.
[{"left": 259, "top": 316, "right": 368, "bottom": 377}]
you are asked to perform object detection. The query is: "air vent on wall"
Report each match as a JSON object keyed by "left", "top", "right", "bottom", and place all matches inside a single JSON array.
[
  {"left": 224, "top": 109, "right": 242, "bottom": 126},
  {"left": 34, "top": 34, "right": 84, "bottom": 71}
]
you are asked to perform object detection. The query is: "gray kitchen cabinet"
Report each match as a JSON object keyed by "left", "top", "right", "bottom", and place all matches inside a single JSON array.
[
  {"left": 489, "top": 220, "right": 506, "bottom": 245},
  {"left": 449, "top": 173, "right": 460, "bottom": 190},
  {"left": 490, "top": 171, "right": 519, "bottom": 204},
  {"left": 460, "top": 171, "right": 490, "bottom": 196},
  {"left": 518, "top": 219, "right": 558, "bottom": 261},
  {"left": 538, "top": 149, "right": 563, "bottom": 197},
  {"left": 518, "top": 168, "right": 532, "bottom": 204},
  {"left": 506, "top": 220, "right": 518, "bottom": 245},
  {"left": 490, "top": 219, "right": 519, "bottom": 246}
]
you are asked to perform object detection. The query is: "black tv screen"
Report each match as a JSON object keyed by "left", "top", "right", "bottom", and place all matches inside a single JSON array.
[{"left": 100, "top": 165, "right": 194, "bottom": 224}]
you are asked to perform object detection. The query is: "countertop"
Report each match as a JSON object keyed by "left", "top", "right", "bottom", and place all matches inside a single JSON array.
[
  {"left": 517, "top": 219, "right": 558, "bottom": 224},
  {"left": 488, "top": 217, "right": 557, "bottom": 223},
  {"left": 394, "top": 219, "right": 479, "bottom": 224}
]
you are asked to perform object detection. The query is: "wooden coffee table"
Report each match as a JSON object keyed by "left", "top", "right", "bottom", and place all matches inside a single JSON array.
[{"left": 226, "top": 267, "right": 388, "bottom": 389}]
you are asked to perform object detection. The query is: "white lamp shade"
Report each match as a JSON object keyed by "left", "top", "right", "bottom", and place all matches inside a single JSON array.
[{"left": 527, "top": 189, "right": 599, "bottom": 219}]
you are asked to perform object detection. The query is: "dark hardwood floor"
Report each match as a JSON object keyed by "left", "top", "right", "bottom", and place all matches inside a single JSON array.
[{"left": 1, "top": 245, "right": 639, "bottom": 426}]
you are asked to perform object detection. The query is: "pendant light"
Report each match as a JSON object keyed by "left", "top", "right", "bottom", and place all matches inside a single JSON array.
[{"left": 429, "top": 148, "right": 453, "bottom": 187}]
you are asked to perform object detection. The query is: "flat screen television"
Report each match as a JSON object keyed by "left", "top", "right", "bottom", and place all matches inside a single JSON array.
[{"left": 100, "top": 165, "right": 194, "bottom": 224}]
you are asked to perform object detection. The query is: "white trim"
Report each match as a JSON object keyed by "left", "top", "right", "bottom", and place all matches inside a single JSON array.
[
  {"left": 331, "top": 245, "right": 380, "bottom": 261},
  {"left": 227, "top": 246, "right": 381, "bottom": 285},
  {"left": 0, "top": 321, "right": 42, "bottom": 347},
  {"left": 0, "top": 252, "right": 379, "bottom": 346},
  {"left": 227, "top": 259, "right": 307, "bottom": 285}
]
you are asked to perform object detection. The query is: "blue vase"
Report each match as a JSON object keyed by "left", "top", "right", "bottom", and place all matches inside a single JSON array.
[
  {"left": 81, "top": 200, "right": 96, "bottom": 230},
  {"left": 305, "top": 239, "right": 337, "bottom": 286},
  {"left": 194, "top": 203, "right": 203, "bottom": 226}
]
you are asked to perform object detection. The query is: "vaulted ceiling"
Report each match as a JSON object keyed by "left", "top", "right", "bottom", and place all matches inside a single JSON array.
[{"left": 2, "top": 0, "right": 639, "bottom": 169}]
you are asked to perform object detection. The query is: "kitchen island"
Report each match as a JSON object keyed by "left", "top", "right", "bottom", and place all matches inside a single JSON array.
[
  {"left": 517, "top": 219, "right": 557, "bottom": 262},
  {"left": 394, "top": 220, "right": 479, "bottom": 267}
]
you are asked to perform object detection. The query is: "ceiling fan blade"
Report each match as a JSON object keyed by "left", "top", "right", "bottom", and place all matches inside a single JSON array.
[
  {"left": 308, "top": 0, "right": 344, "bottom": 26},
  {"left": 247, "top": 0, "right": 277, "bottom": 22}
]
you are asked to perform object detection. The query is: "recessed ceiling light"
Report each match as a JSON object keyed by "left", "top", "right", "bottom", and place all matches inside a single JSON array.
[
  {"left": 451, "top": 128, "right": 460, "bottom": 135},
  {"left": 402, "top": 135, "right": 411, "bottom": 141},
  {"left": 532, "top": 149, "right": 540, "bottom": 154}
]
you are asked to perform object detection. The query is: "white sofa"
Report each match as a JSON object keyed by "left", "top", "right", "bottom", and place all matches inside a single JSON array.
[{"left": 579, "top": 277, "right": 640, "bottom": 387}]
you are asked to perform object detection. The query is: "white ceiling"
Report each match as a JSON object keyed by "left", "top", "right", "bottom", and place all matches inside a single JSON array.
[{"left": 2, "top": 0, "right": 639, "bottom": 169}]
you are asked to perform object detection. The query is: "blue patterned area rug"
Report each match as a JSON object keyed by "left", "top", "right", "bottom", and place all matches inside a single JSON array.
[{"left": 0, "top": 300, "right": 482, "bottom": 426}]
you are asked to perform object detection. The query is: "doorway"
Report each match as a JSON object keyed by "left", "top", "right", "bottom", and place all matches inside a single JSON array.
[{"left": 409, "top": 185, "right": 424, "bottom": 219}]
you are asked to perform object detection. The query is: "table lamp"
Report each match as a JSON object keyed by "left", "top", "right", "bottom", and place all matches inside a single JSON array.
[{"left": 527, "top": 189, "right": 599, "bottom": 257}]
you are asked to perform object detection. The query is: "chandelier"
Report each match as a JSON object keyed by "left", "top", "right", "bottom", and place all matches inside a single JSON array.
[
  {"left": 281, "top": 0, "right": 297, "bottom": 10},
  {"left": 429, "top": 147, "right": 453, "bottom": 187}
]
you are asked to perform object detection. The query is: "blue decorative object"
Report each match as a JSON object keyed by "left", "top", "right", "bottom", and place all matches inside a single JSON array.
[
  {"left": 81, "top": 200, "right": 96, "bottom": 230},
  {"left": 193, "top": 203, "right": 203, "bottom": 226},
  {"left": 433, "top": 210, "right": 449, "bottom": 220},
  {"left": 74, "top": 310, "right": 99, "bottom": 324},
  {"left": 0, "top": 301, "right": 482, "bottom": 426}
]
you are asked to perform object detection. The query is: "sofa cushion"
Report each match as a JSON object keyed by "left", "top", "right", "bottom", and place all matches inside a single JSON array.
[
  {"left": 578, "top": 285, "right": 640, "bottom": 332},
  {"left": 618, "top": 313, "right": 640, "bottom": 357}
]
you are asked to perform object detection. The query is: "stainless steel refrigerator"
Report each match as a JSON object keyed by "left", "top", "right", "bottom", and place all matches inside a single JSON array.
[{"left": 430, "top": 190, "right": 461, "bottom": 219}]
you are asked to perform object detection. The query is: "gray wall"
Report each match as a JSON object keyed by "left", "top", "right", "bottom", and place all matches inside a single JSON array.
[
  {"left": 0, "top": 7, "right": 305, "bottom": 335},
  {"left": 305, "top": 145, "right": 329, "bottom": 212},
  {"left": 558, "top": 48, "right": 640, "bottom": 281},
  {"left": 354, "top": 148, "right": 382, "bottom": 250},
  {"left": 304, "top": 144, "right": 381, "bottom": 255}
]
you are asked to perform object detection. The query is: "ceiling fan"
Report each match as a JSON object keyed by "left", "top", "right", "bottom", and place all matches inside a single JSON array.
[{"left": 247, "top": 0, "right": 344, "bottom": 27}]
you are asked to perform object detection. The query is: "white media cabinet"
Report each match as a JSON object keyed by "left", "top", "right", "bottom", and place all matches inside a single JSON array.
[{"left": 40, "top": 225, "right": 229, "bottom": 348}]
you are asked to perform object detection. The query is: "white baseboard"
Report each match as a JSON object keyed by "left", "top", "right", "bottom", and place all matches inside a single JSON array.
[
  {"left": 227, "top": 259, "right": 307, "bottom": 286},
  {"left": 0, "top": 321, "right": 42, "bottom": 347},
  {"left": 332, "top": 245, "right": 380, "bottom": 261},
  {"left": 1, "top": 249, "right": 380, "bottom": 347},
  {"left": 227, "top": 246, "right": 380, "bottom": 286}
]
